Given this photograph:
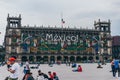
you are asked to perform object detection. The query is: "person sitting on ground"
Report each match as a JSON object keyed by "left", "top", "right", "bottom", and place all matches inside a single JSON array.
[
  {"left": 38, "top": 70, "right": 42, "bottom": 75},
  {"left": 22, "top": 71, "right": 34, "bottom": 80},
  {"left": 37, "top": 70, "right": 49, "bottom": 80},
  {"left": 37, "top": 63, "right": 40, "bottom": 68},
  {"left": 77, "top": 65, "right": 82, "bottom": 72},
  {"left": 30, "top": 65, "right": 39, "bottom": 69},
  {"left": 97, "top": 60, "right": 103, "bottom": 68},
  {"left": 53, "top": 72, "right": 59, "bottom": 80},
  {"left": 43, "top": 73, "right": 49, "bottom": 80},
  {"left": 72, "top": 65, "right": 82, "bottom": 72},
  {"left": 27, "top": 72, "right": 34, "bottom": 80},
  {"left": 72, "top": 63, "right": 77, "bottom": 68},
  {"left": 48, "top": 71, "right": 54, "bottom": 80},
  {"left": 36, "top": 72, "right": 45, "bottom": 80},
  {"left": 97, "top": 64, "right": 103, "bottom": 68}
]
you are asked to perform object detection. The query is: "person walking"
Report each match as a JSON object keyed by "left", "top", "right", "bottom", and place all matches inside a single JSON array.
[
  {"left": 111, "top": 59, "right": 115, "bottom": 77},
  {"left": 25, "top": 60, "right": 30, "bottom": 73},
  {"left": 8, "top": 57, "right": 20, "bottom": 80},
  {"left": 114, "top": 58, "right": 120, "bottom": 77}
]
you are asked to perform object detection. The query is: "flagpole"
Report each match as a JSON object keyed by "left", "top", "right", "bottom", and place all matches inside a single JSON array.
[{"left": 61, "top": 12, "right": 63, "bottom": 28}]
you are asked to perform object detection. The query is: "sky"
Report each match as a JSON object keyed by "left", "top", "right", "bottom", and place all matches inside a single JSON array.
[{"left": 0, "top": 0, "right": 120, "bottom": 45}]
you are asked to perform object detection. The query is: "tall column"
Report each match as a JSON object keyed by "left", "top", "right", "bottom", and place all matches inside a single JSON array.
[
  {"left": 34, "top": 55, "right": 36, "bottom": 62},
  {"left": 68, "top": 56, "right": 70, "bottom": 62},
  {"left": 61, "top": 56, "right": 63, "bottom": 62},
  {"left": 18, "top": 55, "right": 21, "bottom": 61},
  {"left": 27, "top": 55, "right": 29, "bottom": 61},
  {"left": 55, "top": 56, "right": 57, "bottom": 63},
  {"left": 74, "top": 56, "right": 77, "bottom": 62},
  {"left": 93, "top": 55, "right": 96, "bottom": 62},
  {"left": 48, "top": 56, "right": 50, "bottom": 63},
  {"left": 5, "top": 54, "right": 9, "bottom": 61}
]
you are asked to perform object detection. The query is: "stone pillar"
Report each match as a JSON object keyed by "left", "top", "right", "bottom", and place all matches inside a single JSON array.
[
  {"left": 27, "top": 55, "right": 29, "bottom": 61},
  {"left": 18, "top": 55, "right": 21, "bottom": 61},
  {"left": 93, "top": 56, "right": 96, "bottom": 62},
  {"left": 34, "top": 55, "right": 36, "bottom": 62},
  {"left": 5, "top": 54, "right": 9, "bottom": 61},
  {"left": 55, "top": 56, "right": 57, "bottom": 63},
  {"left": 48, "top": 56, "right": 50, "bottom": 63},
  {"left": 41, "top": 56, "right": 43, "bottom": 62},
  {"left": 68, "top": 56, "right": 70, "bottom": 62},
  {"left": 61, "top": 56, "right": 63, "bottom": 62},
  {"left": 74, "top": 56, "right": 77, "bottom": 62}
]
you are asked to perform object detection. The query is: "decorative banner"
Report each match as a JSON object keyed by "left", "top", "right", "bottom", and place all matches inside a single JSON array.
[{"left": 18, "top": 33, "right": 100, "bottom": 53}]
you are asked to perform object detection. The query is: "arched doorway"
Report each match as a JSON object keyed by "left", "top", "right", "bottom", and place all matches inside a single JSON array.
[
  {"left": 29, "top": 56, "right": 34, "bottom": 62},
  {"left": 50, "top": 56, "right": 55, "bottom": 62},
  {"left": 57, "top": 56, "right": 62, "bottom": 61},
  {"left": 88, "top": 56, "right": 93, "bottom": 60},
  {"left": 21, "top": 56, "right": 28, "bottom": 62},
  {"left": 96, "top": 56, "right": 99, "bottom": 60},
  {"left": 104, "top": 57, "right": 108, "bottom": 61},
  {"left": 76, "top": 56, "right": 81, "bottom": 62},
  {"left": 36, "top": 56, "right": 42, "bottom": 62},
  {"left": 63, "top": 56, "right": 68, "bottom": 62},
  {"left": 70, "top": 56, "right": 75, "bottom": 62},
  {"left": 88, "top": 56, "right": 94, "bottom": 62},
  {"left": 43, "top": 56, "right": 49, "bottom": 62},
  {"left": 82, "top": 56, "right": 87, "bottom": 62}
]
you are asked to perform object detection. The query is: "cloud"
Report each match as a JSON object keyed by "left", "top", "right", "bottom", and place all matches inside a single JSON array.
[{"left": 0, "top": 0, "right": 120, "bottom": 44}]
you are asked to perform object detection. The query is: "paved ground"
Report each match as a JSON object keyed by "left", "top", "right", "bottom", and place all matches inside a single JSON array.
[{"left": 0, "top": 63, "right": 118, "bottom": 80}]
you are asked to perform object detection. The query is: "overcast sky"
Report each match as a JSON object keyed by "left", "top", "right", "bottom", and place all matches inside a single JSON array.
[{"left": 0, "top": 0, "right": 120, "bottom": 45}]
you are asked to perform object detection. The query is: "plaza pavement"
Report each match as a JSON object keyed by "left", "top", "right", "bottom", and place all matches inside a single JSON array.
[{"left": 0, "top": 63, "right": 118, "bottom": 80}]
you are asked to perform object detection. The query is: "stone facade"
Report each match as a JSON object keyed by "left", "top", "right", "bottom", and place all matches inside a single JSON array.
[
  {"left": 112, "top": 36, "right": 120, "bottom": 58},
  {"left": 5, "top": 14, "right": 112, "bottom": 63}
]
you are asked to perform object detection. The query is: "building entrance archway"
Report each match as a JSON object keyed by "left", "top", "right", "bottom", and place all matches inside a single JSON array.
[{"left": 21, "top": 56, "right": 28, "bottom": 62}]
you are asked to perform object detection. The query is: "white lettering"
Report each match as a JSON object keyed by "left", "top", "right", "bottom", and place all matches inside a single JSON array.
[{"left": 45, "top": 34, "right": 78, "bottom": 42}]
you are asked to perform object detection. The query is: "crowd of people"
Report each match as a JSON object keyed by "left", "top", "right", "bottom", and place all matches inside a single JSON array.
[
  {"left": 5, "top": 55, "right": 120, "bottom": 80},
  {"left": 8, "top": 55, "right": 120, "bottom": 80},
  {"left": 4, "top": 55, "right": 86, "bottom": 80},
  {"left": 22, "top": 61, "right": 59, "bottom": 80},
  {"left": 5, "top": 56, "right": 61, "bottom": 80},
  {"left": 22, "top": 69, "right": 59, "bottom": 80}
]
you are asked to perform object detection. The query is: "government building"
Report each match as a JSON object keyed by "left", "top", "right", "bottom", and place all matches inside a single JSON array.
[{"left": 5, "top": 14, "right": 112, "bottom": 63}]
